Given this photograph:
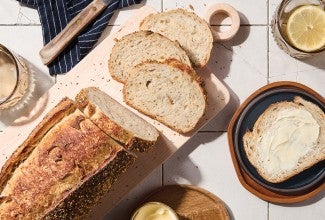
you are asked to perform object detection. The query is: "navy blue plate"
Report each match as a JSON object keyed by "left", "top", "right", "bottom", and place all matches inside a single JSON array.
[{"left": 234, "top": 87, "right": 325, "bottom": 195}]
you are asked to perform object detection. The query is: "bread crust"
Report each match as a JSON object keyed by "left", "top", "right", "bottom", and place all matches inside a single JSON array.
[
  {"left": 0, "top": 98, "right": 136, "bottom": 219},
  {"left": 75, "top": 88, "right": 159, "bottom": 152},
  {"left": 243, "top": 96, "right": 325, "bottom": 183},
  {"left": 140, "top": 9, "right": 213, "bottom": 67},
  {"left": 108, "top": 30, "right": 191, "bottom": 83},
  {"left": 0, "top": 98, "right": 76, "bottom": 193},
  {"left": 123, "top": 59, "right": 207, "bottom": 133},
  {"left": 43, "top": 150, "right": 135, "bottom": 219}
]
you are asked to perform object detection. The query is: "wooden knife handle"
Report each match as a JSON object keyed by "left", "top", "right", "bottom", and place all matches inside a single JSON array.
[{"left": 39, "top": 0, "right": 107, "bottom": 65}]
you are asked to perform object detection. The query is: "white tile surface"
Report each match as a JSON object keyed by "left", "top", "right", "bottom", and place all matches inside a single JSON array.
[
  {"left": 0, "top": 0, "right": 40, "bottom": 25},
  {"left": 103, "top": 168, "right": 162, "bottom": 220},
  {"left": 163, "top": 132, "right": 268, "bottom": 220},
  {"left": 1, "top": 0, "right": 325, "bottom": 220},
  {"left": 163, "top": 0, "right": 268, "bottom": 25},
  {"left": 269, "top": 29, "right": 325, "bottom": 95},
  {"left": 108, "top": 0, "right": 162, "bottom": 25},
  {"left": 203, "top": 26, "right": 268, "bottom": 131},
  {"left": 0, "top": 26, "right": 48, "bottom": 74},
  {"left": 269, "top": 191, "right": 325, "bottom": 220}
]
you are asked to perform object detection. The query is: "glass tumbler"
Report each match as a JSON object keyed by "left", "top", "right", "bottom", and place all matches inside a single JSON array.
[
  {"left": 271, "top": 0, "right": 325, "bottom": 58},
  {"left": 0, "top": 44, "right": 32, "bottom": 111}
]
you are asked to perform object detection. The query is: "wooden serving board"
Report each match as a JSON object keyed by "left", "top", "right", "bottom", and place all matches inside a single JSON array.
[
  {"left": 0, "top": 6, "right": 229, "bottom": 218},
  {"left": 142, "top": 185, "right": 230, "bottom": 220}
]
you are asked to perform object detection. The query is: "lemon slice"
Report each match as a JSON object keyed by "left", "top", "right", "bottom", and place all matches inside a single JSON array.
[{"left": 286, "top": 5, "right": 325, "bottom": 52}]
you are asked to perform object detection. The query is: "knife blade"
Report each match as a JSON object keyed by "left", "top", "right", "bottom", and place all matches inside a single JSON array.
[{"left": 39, "top": 0, "right": 113, "bottom": 65}]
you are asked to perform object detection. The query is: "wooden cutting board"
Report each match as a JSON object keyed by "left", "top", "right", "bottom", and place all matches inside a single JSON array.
[
  {"left": 0, "top": 6, "right": 230, "bottom": 218},
  {"left": 142, "top": 185, "right": 230, "bottom": 220}
]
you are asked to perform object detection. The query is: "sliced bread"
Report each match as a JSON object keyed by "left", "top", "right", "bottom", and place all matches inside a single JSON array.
[
  {"left": 123, "top": 59, "right": 207, "bottom": 133},
  {"left": 243, "top": 96, "right": 325, "bottom": 183},
  {"left": 75, "top": 87, "right": 159, "bottom": 152},
  {"left": 108, "top": 30, "right": 191, "bottom": 83},
  {"left": 140, "top": 9, "right": 213, "bottom": 67}
]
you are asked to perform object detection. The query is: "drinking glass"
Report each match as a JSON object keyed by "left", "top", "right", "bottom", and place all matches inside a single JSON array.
[{"left": 271, "top": 0, "right": 325, "bottom": 58}]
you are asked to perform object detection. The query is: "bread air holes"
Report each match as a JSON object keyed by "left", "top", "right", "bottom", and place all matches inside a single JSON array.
[
  {"left": 160, "top": 19, "right": 170, "bottom": 24},
  {"left": 167, "top": 95, "right": 175, "bottom": 105},
  {"left": 146, "top": 80, "right": 152, "bottom": 88}
]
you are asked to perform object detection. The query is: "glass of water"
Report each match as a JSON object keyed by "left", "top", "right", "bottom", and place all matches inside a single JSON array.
[{"left": 271, "top": 0, "right": 325, "bottom": 58}]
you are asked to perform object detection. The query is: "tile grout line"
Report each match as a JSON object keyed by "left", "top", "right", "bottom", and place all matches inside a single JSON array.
[
  {"left": 161, "top": 0, "right": 164, "bottom": 188},
  {"left": 0, "top": 24, "right": 41, "bottom": 26},
  {"left": 267, "top": 1, "right": 270, "bottom": 220}
]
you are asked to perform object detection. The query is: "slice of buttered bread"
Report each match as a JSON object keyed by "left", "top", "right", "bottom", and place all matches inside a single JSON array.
[
  {"left": 76, "top": 87, "right": 159, "bottom": 152},
  {"left": 123, "top": 59, "right": 207, "bottom": 133},
  {"left": 140, "top": 9, "right": 213, "bottom": 67},
  {"left": 243, "top": 96, "right": 325, "bottom": 183},
  {"left": 109, "top": 30, "right": 191, "bottom": 83}
]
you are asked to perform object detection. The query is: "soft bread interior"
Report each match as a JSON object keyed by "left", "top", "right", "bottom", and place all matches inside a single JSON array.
[
  {"left": 124, "top": 59, "right": 206, "bottom": 133},
  {"left": 243, "top": 96, "right": 325, "bottom": 183},
  {"left": 109, "top": 31, "right": 191, "bottom": 83},
  {"left": 140, "top": 9, "right": 213, "bottom": 67},
  {"left": 80, "top": 88, "right": 159, "bottom": 142}
]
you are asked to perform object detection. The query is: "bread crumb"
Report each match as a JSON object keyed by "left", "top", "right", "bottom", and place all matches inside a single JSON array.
[{"left": 189, "top": 4, "right": 194, "bottom": 10}]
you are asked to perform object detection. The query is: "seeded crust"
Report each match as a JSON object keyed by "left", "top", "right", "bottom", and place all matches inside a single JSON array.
[
  {"left": 123, "top": 59, "right": 207, "bottom": 133},
  {"left": 108, "top": 30, "right": 191, "bottom": 83},
  {"left": 75, "top": 87, "right": 159, "bottom": 152},
  {"left": 140, "top": 9, "right": 213, "bottom": 67},
  {"left": 0, "top": 98, "right": 76, "bottom": 193},
  {"left": 0, "top": 98, "right": 136, "bottom": 219},
  {"left": 243, "top": 96, "right": 325, "bottom": 183}
]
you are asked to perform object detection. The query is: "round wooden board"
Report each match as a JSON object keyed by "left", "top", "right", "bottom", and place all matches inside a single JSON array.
[{"left": 143, "top": 185, "right": 230, "bottom": 220}]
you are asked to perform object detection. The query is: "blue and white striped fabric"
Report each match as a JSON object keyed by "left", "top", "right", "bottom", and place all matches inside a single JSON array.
[{"left": 17, "top": 0, "right": 142, "bottom": 75}]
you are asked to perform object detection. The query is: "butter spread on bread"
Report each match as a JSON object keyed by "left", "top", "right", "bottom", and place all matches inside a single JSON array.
[{"left": 243, "top": 96, "right": 325, "bottom": 183}]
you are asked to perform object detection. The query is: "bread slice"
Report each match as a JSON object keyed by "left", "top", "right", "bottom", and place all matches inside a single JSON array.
[
  {"left": 108, "top": 30, "right": 191, "bottom": 83},
  {"left": 243, "top": 96, "right": 325, "bottom": 183},
  {"left": 123, "top": 59, "right": 207, "bottom": 133},
  {"left": 140, "top": 9, "right": 213, "bottom": 67},
  {"left": 75, "top": 87, "right": 159, "bottom": 152},
  {"left": 0, "top": 98, "right": 135, "bottom": 219}
]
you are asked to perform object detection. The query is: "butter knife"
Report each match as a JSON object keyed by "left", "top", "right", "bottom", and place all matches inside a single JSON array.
[{"left": 39, "top": 0, "right": 113, "bottom": 65}]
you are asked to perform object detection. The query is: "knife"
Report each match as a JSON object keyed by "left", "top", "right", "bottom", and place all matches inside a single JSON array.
[{"left": 39, "top": 0, "right": 113, "bottom": 65}]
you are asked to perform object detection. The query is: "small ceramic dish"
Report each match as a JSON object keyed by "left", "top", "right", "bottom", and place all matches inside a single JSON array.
[
  {"left": 234, "top": 87, "right": 325, "bottom": 195},
  {"left": 228, "top": 81, "right": 325, "bottom": 203}
]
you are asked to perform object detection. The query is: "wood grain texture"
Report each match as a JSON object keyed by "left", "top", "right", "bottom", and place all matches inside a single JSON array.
[
  {"left": 227, "top": 81, "right": 325, "bottom": 204},
  {"left": 39, "top": 0, "right": 108, "bottom": 65},
  {"left": 0, "top": 6, "right": 230, "bottom": 218},
  {"left": 142, "top": 185, "right": 230, "bottom": 220}
]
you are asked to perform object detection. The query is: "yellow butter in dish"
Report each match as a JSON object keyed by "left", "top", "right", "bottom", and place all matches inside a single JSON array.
[{"left": 131, "top": 202, "right": 179, "bottom": 220}]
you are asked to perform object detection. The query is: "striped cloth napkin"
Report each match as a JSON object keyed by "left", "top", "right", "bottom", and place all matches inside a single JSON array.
[{"left": 17, "top": 0, "right": 142, "bottom": 75}]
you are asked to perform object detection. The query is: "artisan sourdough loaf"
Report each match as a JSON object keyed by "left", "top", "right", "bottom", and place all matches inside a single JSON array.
[
  {"left": 140, "top": 9, "right": 213, "bottom": 67},
  {"left": 76, "top": 87, "right": 159, "bottom": 152},
  {"left": 123, "top": 59, "right": 207, "bottom": 133},
  {"left": 109, "top": 30, "right": 191, "bottom": 83},
  {"left": 243, "top": 96, "right": 325, "bottom": 183},
  {"left": 0, "top": 98, "right": 136, "bottom": 219}
]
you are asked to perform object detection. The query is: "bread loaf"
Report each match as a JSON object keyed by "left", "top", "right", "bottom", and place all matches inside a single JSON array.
[
  {"left": 76, "top": 87, "right": 159, "bottom": 152},
  {"left": 243, "top": 96, "right": 325, "bottom": 183},
  {"left": 123, "top": 59, "right": 207, "bottom": 133},
  {"left": 109, "top": 30, "right": 191, "bottom": 83},
  {"left": 140, "top": 9, "right": 213, "bottom": 67},
  {"left": 0, "top": 98, "right": 136, "bottom": 219}
]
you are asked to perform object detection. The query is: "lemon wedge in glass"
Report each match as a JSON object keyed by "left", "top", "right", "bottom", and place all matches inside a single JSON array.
[{"left": 286, "top": 5, "right": 325, "bottom": 52}]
